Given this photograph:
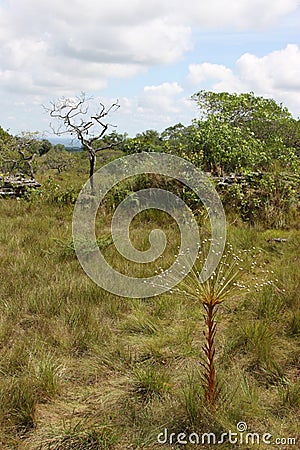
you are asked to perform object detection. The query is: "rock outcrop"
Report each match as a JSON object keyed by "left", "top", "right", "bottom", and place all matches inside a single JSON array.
[{"left": 0, "top": 175, "right": 41, "bottom": 197}]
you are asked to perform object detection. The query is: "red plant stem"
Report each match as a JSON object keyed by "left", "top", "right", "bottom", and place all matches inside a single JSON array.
[{"left": 202, "top": 301, "right": 218, "bottom": 406}]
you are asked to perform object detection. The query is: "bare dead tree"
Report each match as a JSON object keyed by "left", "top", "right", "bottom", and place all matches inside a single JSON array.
[{"left": 45, "top": 93, "right": 120, "bottom": 193}]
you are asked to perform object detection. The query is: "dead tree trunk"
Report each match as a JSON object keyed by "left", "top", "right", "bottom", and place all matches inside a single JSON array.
[
  {"left": 45, "top": 93, "right": 120, "bottom": 194},
  {"left": 86, "top": 146, "right": 96, "bottom": 194}
]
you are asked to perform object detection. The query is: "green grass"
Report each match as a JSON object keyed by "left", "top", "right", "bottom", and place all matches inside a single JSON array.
[
  {"left": 37, "top": 419, "right": 117, "bottom": 450},
  {"left": 0, "top": 167, "right": 299, "bottom": 449}
]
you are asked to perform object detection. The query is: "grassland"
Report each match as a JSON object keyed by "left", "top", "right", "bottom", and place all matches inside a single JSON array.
[{"left": 0, "top": 157, "right": 299, "bottom": 449}]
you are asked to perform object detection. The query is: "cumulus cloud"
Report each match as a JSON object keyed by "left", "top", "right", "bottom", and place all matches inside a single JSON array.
[
  {"left": 236, "top": 44, "right": 300, "bottom": 92},
  {"left": 188, "top": 63, "right": 241, "bottom": 88},
  {"left": 0, "top": 0, "right": 298, "bottom": 97},
  {"left": 108, "top": 83, "right": 195, "bottom": 134},
  {"left": 138, "top": 82, "right": 184, "bottom": 113},
  {"left": 0, "top": 0, "right": 299, "bottom": 134},
  {"left": 167, "top": 0, "right": 298, "bottom": 28},
  {"left": 0, "top": 0, "right": 192, "bottom": 96},
  {"left": 187, "top": 44, "right": 300, "bottom": 116}
]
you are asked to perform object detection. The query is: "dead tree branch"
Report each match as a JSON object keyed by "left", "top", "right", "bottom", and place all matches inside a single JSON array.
[{"left": 45, "top": 93, "right": 120, "bottom": 193}]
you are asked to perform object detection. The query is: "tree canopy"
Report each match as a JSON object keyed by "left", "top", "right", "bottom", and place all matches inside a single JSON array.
[
  {"left": 116, "top": 91, "right": 299, "bottom": 175},
  {"left": 191, "top": 90, "right": 292, "bottom": 124},
  {"left": 188, "top": 91, "right": 299, "bottom": 173},
  {"left": 0, "top": 131, "right": 53, "bottom": 178}
]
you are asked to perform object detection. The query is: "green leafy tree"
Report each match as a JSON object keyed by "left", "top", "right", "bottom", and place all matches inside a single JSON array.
[
  {"left": 161, "top": 123, "right": 204, "bottom": 166},
  {"left": 0, "top": 126, "right": 11, "bottom": 142},
  {"left": 160, "top": 120, "right": 265, "bottom": 174},
  {"left": 194, "top": 117, "right": 265, "bottom": 174},
  {"left": 191, "top": 91, "right": 299, "bottom": 173},
  {"left": 53, "top": 143, "right": 66, "bottom": 152},
  {"left": 92, "top": 131, "right": 126, "bottom": 152},
  {"left": 123, "top": 129, "right": 163, "bottom": 154},
  {"left": 43, "top": 147, "right": 75, "bottom": 174},
  {"left": 38, "top": 139, "right": 53, "bottom": 156},
  {"left": 0, "top": 131, "right": 41, "bottom": 178},
  {"left": 191, "top": 90, "right": 291, "bottom": 126}
]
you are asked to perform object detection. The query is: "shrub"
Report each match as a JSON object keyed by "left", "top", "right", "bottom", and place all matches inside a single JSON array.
[{"left": 24, "top": 178, "right": 80, "bottom": 205}]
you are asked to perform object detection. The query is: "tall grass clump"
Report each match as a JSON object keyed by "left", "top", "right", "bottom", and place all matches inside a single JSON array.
[
  {"left": 38, "top": 419, "right": 117, "bottom": 450},
  {"left": 1, "top": 376, "right": 37, "bottom": 433},
  {"left": 0, "top": 349, "right": 64, "bottom": 434},
  {"left": 130, "top": 365, "right": 170, "bottom": 400}
]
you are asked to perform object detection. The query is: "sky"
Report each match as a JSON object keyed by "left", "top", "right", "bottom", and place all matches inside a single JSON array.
[{"left": 0, "top": 0, "right": 300, "bottom": 140}]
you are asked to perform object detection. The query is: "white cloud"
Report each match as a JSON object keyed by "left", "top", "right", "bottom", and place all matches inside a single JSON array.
[
  {"left": 0, "top": 0, "right": 298, "bottom": 98},
  {"left": 237, "top": 44, "right": 300, "bottom": 91},
  {"left": 0, "top": 1, "right": 299, "bottom": 135},
  {"left": 188, "top": 63, "right": 241, "bottom": 88},
  {"left": 107, "top": 83, "right": 195, "bottom": 134},
  {"left": 139, "top": 82, "right": 184, "bottom": 113},
  {"left": 171, "top": 0, "right": 298, "bottom": 28},
  {"left": 0, "top": 0, "right": 192, "bottom": 97},
  {"left": 187, "top": 44, "right": 300, "bottom": 116}
]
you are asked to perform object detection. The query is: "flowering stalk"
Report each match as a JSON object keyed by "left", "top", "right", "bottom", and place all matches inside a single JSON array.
[
  {"left": 152, "top": 241, "right": 273, "bottom": 410},
  {"left": 201, "top": 299, "right": 220, "bottom": 406}
]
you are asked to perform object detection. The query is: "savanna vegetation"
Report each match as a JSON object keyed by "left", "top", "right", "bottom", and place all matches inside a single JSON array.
[{"left": 0, "top": 91, "right": 299, "bottom": 449}]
